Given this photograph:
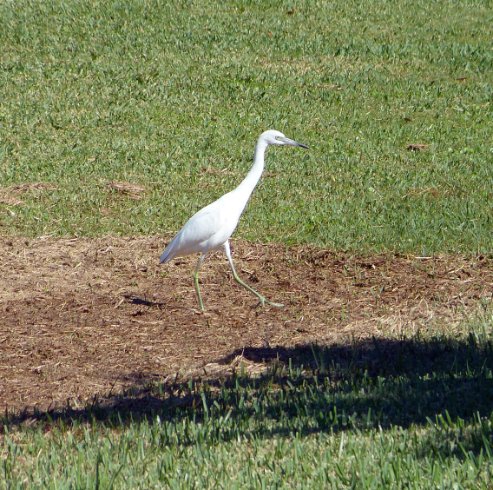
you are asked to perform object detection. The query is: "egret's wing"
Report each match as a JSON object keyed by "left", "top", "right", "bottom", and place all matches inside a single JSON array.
[
  {"left": 180, "top": 205, "right": 224, "bottom": 245},
  {"left": 160, "top": 200, "right": 227, "bottom": 263}
]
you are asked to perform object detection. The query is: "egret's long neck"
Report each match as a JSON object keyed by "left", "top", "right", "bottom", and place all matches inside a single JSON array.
[{"left": 236, "top": 138, "right": 268, "bottom": 199}]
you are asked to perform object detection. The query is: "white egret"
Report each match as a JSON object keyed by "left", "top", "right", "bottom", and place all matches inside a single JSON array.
[{"left": 160, "top": 129, "right": 308, "bottom": 311}]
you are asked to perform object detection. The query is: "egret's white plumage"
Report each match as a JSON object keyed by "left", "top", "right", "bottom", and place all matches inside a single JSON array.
[{"left": 160, "top": 129, "right": 308, "bottom": 311}]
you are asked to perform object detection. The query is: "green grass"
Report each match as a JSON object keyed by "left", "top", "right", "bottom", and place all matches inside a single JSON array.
[
  {"left": 2, "top": 307, "right": 493, "bottom": 488},
  {"left": 0, "top": 0, "right": 492, "bottom": 252}
]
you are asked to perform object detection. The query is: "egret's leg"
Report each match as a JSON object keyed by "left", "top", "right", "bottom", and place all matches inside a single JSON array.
[
  {"left": 193, "top": 254, "right": 206, "bottom": 311},
  {"left": 224, "top": 241, "right": 283, "bottom": 308}
]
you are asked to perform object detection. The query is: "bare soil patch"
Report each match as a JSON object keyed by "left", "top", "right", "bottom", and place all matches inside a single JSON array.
[
  {"left": 0, "top": 183, "right": 57, "bottom": 206},
  {"left": 0, "top": 236, "right": 491, "bottom": 414}
]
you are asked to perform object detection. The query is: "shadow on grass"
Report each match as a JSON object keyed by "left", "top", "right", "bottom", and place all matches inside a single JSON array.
[{"left": 3, "top": 332, "right": 493, "bottom": 456}]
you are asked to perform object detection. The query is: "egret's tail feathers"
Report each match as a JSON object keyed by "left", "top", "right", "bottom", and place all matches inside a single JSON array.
[
  {"left": 160, "top": 230, "right": 183, "bottom": 264},
  {"left": 159, "top": 248, "right": 171, "bottom": 264},
  {"left": 159, "top": 238, "right": 177, "bottom": 264}
]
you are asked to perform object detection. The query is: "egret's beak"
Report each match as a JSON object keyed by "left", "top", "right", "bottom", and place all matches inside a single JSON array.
[{"left": 280, "top": 137, "right": 309, "bottom": 149}]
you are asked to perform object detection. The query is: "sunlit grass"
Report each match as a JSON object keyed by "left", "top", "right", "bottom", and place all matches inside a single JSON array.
[{"left": 0, "top": 0, "right": 491, "bottom": 252}]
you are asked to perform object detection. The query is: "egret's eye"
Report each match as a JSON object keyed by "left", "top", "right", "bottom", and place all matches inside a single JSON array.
[{"left": 275, "top": 135, "right": 283, "bottom": 141}]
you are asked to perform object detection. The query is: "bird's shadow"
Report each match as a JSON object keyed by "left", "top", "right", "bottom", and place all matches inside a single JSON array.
[{"left": 124, "top": 294, "right": 165, "bottom": 308}]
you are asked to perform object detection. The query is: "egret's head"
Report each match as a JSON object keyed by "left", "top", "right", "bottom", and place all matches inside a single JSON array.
[{"left": 261, "top": 129, "right": 309, "bottom": 149}]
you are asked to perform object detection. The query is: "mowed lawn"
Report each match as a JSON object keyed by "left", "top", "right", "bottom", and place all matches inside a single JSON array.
[
  {"left": 1, "top": 0, "right": 491, "bottom": 252},
  {"left": 1, "top": 0, "right": 493, "bottom": 487}
]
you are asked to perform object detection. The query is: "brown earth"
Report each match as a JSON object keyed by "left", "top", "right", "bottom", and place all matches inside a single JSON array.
[{"left": 0, "top": 236, "right": 492, "bottom": 415}]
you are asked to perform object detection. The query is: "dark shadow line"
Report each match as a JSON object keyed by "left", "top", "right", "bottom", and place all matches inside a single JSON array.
[
  {"left": 124, "top": 295, "right": 165, "bottom": 307},
  {"left": 2, "top": 336, "right": 493, "bottom": 458}
]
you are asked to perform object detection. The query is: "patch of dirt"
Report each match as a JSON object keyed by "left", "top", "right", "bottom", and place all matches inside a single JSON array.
[
  {"left": 0, "top": 183, "right": 57, "bottom": 206},
  {"left": 0, "top": 236, "right": 491, "bottom": 414},
  {"left": 106, "top": 181, "right": 145, "bottom": 200},
  {"left": 407, "top": 143, "right": 429, "bottom": 151}
]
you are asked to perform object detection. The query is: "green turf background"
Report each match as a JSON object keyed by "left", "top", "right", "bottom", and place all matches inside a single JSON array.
[{"left": 0, "top": 0, "right": 491, "bottom": 253}]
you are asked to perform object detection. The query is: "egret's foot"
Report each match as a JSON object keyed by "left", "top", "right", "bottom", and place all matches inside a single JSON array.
[
  {"left": 267, "top": 300, "right": 284, "bottom": 308},
  {"left": 230, "top": 270, "right": 284, "bottom": 309},
  {"left": 256, "top": 296, "right": 284, "bottom": 308}
]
